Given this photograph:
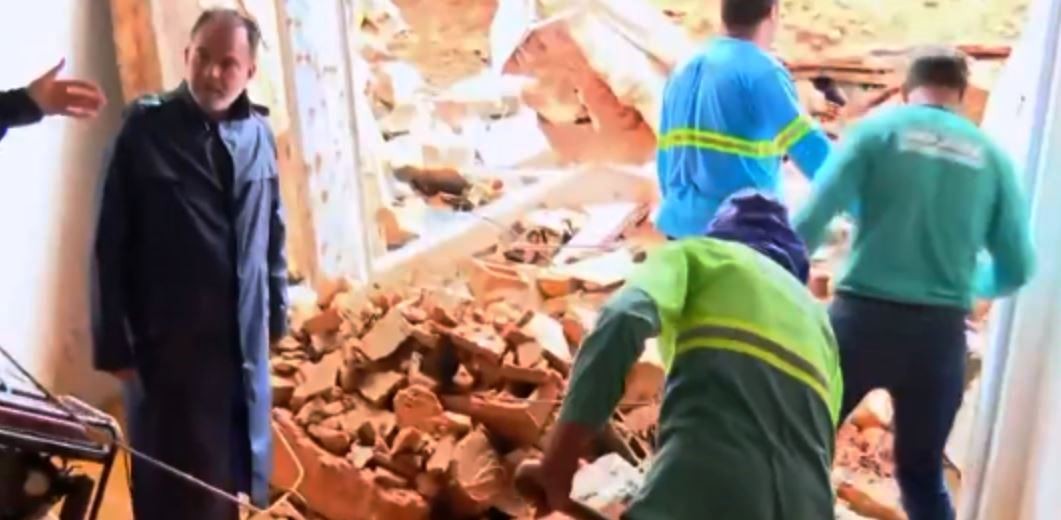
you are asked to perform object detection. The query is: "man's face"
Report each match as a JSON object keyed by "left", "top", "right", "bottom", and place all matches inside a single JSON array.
[{"left": 184, "top": 18, "right": 256, "bottom": 116}]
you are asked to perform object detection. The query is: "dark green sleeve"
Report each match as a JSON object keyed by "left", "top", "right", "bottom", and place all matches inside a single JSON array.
[
  {"left": 794, "top": 123, "right": 873, "bottom": 251},
  {"left": 973, "top": 150, "right": 1035, "bottom": 298},
  {"left": 558, "top": 287, "right": 661, "bottom": 429}
]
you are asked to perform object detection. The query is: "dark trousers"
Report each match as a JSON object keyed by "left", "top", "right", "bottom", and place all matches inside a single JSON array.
[{"left": 830, "top": 293, "right": 967, "bottom": 520}]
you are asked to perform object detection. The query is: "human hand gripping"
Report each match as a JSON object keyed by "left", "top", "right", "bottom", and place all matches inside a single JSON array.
[
  {"left": 27, "top": 59, "right": 106, "bottom": 119},
  {"left": 515, "top": 459, "right": 610, "bottom": 520}
]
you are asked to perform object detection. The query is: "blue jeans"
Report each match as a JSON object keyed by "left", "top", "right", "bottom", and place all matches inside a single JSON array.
[{"left": 830, "top": 293, "right": 967, "bottom": 520}]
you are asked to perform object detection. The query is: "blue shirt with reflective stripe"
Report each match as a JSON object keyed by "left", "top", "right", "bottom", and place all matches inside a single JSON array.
[{"left": 656, "top": 37, "right": 832, "bottom": 238}]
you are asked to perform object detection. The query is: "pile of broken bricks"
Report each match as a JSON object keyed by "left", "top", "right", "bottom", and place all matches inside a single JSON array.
[
  {"left": 267, "top": 199, "right": 947, "bottom": 520},
  {"left": 272, "top": 190, "right": 986, "bottom": 520},
  {"left": 269, "top": 202, "right": 664, "bottom": 519}
]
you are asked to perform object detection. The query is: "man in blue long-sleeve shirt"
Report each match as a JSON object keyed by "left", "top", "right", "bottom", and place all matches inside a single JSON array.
[
  {"left": 93, "top": 9, "right": 287, "bottom": 519},
  {"left": 794, "top": 46, "right": 1035, "bottom": 520},
  {"left": 0, "top": 59, "right": 105, "bottom": 142},
  {"left": 655, "top": 0, "right": 832, "bottom": 238}
]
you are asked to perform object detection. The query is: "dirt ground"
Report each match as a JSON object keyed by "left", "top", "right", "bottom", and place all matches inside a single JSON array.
[
  {"left": 388, "top": 0, "right": 499, "bottom": 87},
  {"left": 382, "top": 0, "right": 1029, "bottom": 87},
  {"left": 655, "top": 0, "right": 1029, "bottom": 61}
]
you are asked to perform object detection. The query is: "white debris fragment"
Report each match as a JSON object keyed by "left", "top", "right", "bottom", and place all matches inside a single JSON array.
[{"left": 571, "top": 453, "right": 644, "bottom": 509}]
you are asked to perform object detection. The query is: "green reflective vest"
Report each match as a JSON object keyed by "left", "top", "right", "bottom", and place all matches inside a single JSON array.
[{"left": 626, "top": 238, "right": 843, "bottom": 424}]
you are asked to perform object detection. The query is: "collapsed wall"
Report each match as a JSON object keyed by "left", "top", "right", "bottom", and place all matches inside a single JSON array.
[
  {"left": 498, "top": 0, "right": 695, "bottom": 164},
  {"left": 267, "top": 0, "right": 1022, "bottom": 518}
]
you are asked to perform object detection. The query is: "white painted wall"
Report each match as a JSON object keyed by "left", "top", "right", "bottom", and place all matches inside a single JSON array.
[
  {"left": 962, "top": 0, "right": 1061, "bottom": 517},
  {"left": 0, "top": 0, "right": 124, "bottom": 405}
]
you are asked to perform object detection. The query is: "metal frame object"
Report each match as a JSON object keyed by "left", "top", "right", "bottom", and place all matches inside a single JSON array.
[{"left": 0, "top": 361, "right": 120, "bottom": 520}]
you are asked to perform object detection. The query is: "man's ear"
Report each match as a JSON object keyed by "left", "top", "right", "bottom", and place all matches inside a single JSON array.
[
  {"left": 248, "top": 62, "right": 258, "bottom": 80},
  {"left": 184, "top": 46, "right": 190, "bottom": 65}
]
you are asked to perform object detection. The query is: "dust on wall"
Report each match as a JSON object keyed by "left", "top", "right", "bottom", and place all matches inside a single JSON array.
[{"left": 0, "top": 1, "right": 126, "bottom": 405}]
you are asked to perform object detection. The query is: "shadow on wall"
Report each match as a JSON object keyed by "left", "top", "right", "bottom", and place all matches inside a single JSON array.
[{"left": 42, "top": 0, "right": 126, "bottom": 405}]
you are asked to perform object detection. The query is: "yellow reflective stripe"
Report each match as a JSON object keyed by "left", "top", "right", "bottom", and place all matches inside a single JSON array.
[
  {"left": 662, "top": 128, "right": 770, "bottom": 151},
  {"left": 659, "top": 128, "right": 777, "bottom": 158},
  {"left": 659, "top": 116, "right": 816, "bottom": 157},
  {"left": 773, "top": 116, "right": 814, "bottom": 151},
  {"left": 674, "top": 318, "right": 836, "bottom": 420},
  {"left": 660, "top": 134, "right": 765, "bottom": 157}
]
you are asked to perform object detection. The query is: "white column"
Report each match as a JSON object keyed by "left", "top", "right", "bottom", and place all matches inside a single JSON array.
[{"left": 963, "top": 0, "right": 1061, "bottom": 517}]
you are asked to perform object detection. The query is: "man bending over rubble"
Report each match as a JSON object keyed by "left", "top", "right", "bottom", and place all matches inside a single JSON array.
[
  {"left": 529, "top": 190, "right": 842, "bottom": 519},
  {"left": 654, "top": 0, "right": 831, "bottom": 239},
  {"left": 794, "top": 46, "right": 1035, "bottom": 520}
]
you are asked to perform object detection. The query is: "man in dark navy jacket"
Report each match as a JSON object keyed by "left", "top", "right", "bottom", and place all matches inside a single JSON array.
[
  {"left": 0, "top": 59, "right": 105, "bottom": 141},
  {"left": 93, "top": 8, "right": 287, "bottom": 519}
]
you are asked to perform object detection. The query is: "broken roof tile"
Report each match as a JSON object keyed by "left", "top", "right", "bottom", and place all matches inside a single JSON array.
[
  {"left": 360, "top": 309, "right": 413, "bottom": 361},
  {"left": 303, "top": 307, "right": 344, "bottom": 336},
  {"left": 449, "top": 323, "right": 508, "bottom": 364},
  {"left": 293, "top": 350, "right": 344, "bottom": 406},
  {"left": 450, "top": 428, "right": 507, "bottom": 516},
  {"left": 358, "top": 371, "right": 407, "bottom": 407}
]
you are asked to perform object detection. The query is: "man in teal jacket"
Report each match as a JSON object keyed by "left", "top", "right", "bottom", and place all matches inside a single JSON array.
[
  {"left": 531, "top": 191, "right": 842, "bottom": 519},
  {"left": 795, "top": 46, "right": 1035, "bottom": 520},
  {"left": 656, "top": 0, "right": 832, "bottom": 238}
]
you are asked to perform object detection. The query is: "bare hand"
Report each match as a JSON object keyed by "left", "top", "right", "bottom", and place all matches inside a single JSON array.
[
  {"left": 515, "top": 460, "right": 576, "bottom": 517},
  {"left": 27, "top": 59, "right": 106, "bottom": 119},
  {"left": 109, "top": 368, "right": 137, "bottom": 382}
]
